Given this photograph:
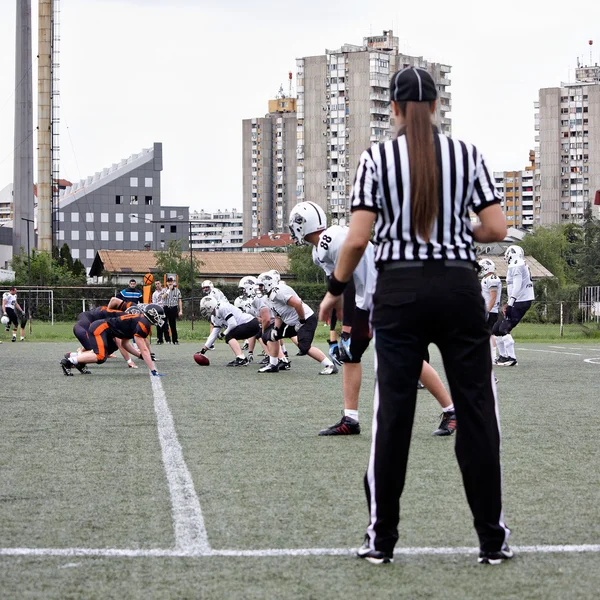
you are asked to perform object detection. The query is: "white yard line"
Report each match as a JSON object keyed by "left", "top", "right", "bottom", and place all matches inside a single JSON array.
[
  {"left": 0, "top": 544, "right": 599, "bottom": 559},
  {"left": 519, "top": 349, "right": 582, "bottom": 356},
  {"left": 150, "top": 375, "right": 210, "bottom": 555}
]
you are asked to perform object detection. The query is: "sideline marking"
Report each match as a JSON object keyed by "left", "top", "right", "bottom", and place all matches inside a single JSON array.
[
  {"left": 519, "top": 349, "right": 582, "bottom": 356},
  {"left": 151, "top": 375, "right": 210, "bottom": 554},
  {"left": 583, "top": 357, "right": 600, "bottom": 365},
  {"left": 0, "top": 544, "right": 599, "bottom": 559}
]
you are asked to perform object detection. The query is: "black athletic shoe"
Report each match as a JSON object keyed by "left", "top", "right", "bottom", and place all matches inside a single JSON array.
[
  {"left": 242, "top": 341, "right": 249, "bottom": 351},
  {"left": 318, "top": 414, "right": 361, "bottom": 436},
  {"left": 156, "top": 340, "right": 163, "bottom": 345},
  {"left": 278, "top": 359, "right": 291, "bottom": 371},
  {"left": 478, "top": 545, "right": 514, "bottom": 565},
  {"left": 258, "top": 363, "right": 279, "bottom": 373},
  {"left": 432, "top": 411, "right": 457, "bottom": 436},
  {"left": 259, "top": 356, "right": 270, "bottom": 365},
  {"left": 226, "top": 357, "right": 249, "bottom": 367},
  {"left": 497, "top": 357, "right": 517, "bottom": 367},
  {"left": 417, "top": 380, "right": 425, "bottom": 390},
  {"left": 357, "top": 539, "right": 393, "bottom": 564},
  {"left": 75, "top": 363, "right": 92, "bottom": 375},
  {"left": 60, "top": 358, "right": 74, "bottom": 376},
  {"left": 495, "top": 355, "right": 510, "bottom": 365}
]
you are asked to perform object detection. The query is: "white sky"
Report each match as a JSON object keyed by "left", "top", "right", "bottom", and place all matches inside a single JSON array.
[{"left": 1, "top": 0, "right": 599, "bottom": 213}]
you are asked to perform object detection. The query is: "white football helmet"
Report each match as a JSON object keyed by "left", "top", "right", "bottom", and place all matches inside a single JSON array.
[
  {"left": 141, "top": 303, "right": 165, "bottom": 327},
  {"left": 1, "top": 315, "right": 9, "bottom": 326},
  {"left": 253, "top": 283, "right": 263, "bottom": 298},
  {"left": 201, "top": 280, "right": 214, "bottom": 296},
  {"left": 289, "top": 201, "right": 327, "bottom": 245},
  {"left": 200, "top": 296, "right": 218, "bottom": 318},
  {"left": 238, "top": 276, "right": 257, "bottom": 298},
  {"left": 257, "top": 272, "right": 277, "bottom": 294},
  {"left": 267, "top": 269, "right": 281, "bottom": 284},
  {"left": 504, "top": 245, "right": 524, "bottom": 265},
  {"left": 478, "top": 258, "right": 496, "bottom": 276},
  {"left": 125, "top": 303, "right": 145, "bottom": 315}
]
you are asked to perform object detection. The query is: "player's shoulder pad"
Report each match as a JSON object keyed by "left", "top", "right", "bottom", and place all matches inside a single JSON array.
[
  {"left": 512, "top": 258, "right": 526, "bottom": 267},
  {"left": 488, "top": 274, "right": 501, "bottom": 283}
]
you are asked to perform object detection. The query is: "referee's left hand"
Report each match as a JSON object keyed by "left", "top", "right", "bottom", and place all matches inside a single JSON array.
[{"left": 319, "top": 292, "right": 338, "bottom": 324}]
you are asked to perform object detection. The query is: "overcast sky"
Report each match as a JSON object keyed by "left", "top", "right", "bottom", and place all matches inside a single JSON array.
[{"left": 1, "top": 0, "right": 599, "bottom": 213}]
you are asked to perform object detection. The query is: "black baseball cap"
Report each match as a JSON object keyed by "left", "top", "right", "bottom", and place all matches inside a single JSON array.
[
  {"left": 167, "top": 276, "right": 174, "bottom": 281},
  {"left": 390, "top": 67, "right": 437, "bottom": 103}
]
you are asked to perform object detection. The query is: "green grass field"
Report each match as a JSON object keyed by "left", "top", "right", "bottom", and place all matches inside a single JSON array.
[{"left": 1, "top": 337, "right": 599, "bottom": 599}]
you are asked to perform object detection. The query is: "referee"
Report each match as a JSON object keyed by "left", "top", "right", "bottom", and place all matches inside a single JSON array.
[
  {"left": 319, "top": 67, "right": 510, "bottom": 566},
  {"left": 163, "top": 276, "right": 183, "bottom": 345}
]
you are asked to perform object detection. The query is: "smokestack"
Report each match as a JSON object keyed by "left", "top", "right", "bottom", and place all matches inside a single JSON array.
[{"left": 13, "top": 0, "right": 35, "bottom": 257}]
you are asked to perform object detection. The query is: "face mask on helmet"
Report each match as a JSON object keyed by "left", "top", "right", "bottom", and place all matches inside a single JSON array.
[
  {"left": 257, "top": 272, "right": 276, "bottom": 294},
  {"left": 143, "top": 304, "right": 165, "bottom": 327},
  {"left": 504, "top": 246, "right": 524, "bottom": 265},
  {"left": 200, "top": 297, "right": 218, "bottom": 318},
  {"left": 289, "top": 202, "right": 327, "bottom": 246},
  {"left": 478, "top": 259, "right": 496, "bottom": 276}
]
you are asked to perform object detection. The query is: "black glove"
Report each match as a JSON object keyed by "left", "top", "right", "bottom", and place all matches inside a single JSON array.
[{"left": 505, "top": 305, "right": 513, "bottom": 319}]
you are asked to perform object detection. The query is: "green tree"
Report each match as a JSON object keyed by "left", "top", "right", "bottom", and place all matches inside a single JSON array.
[
  {"left": 519, "top": 225, "right": 568, "bottom": 285},
  {"left": 153, "top": 239, "right": 203, "bottom": 289},
  {"left": 287, "top": 244, "right": 326, "bottom": 283},
  {"left": 10, "top": 248, "right": 86, "bottom": 286},
  {"left": 574, "top": 213, "right": 600, "bottom": 286},
  {"left": 58, "top": 243, "right": 74, "bottom": 271}
]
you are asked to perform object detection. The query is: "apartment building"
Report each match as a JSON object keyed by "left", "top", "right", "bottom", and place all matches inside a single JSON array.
[
  {"left": 494, "top": 151, "right": 539, "bottom": 229},
  {"left": 536, "top": 64, "right": 600, "bottom": 224},
  {"left": 189, "top": 208, "right": 244, "bottom": 252},
  {"left": 242, "top": 96, "right": 297, "bottom": 241},
  {"left": 296, "top": 30, "right": 451, "bottom": 224}
]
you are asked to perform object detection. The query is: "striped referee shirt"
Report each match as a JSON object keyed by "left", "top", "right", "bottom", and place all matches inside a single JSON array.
[
  {"left": 163, "top": 286, "right": 182, "bottom": 308},
  {"left": 351, "top": 128, "right": 501, "bottom": 264}
]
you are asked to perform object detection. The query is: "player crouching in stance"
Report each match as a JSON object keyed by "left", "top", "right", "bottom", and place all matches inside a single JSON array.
[
  {"left": 290, "top": 201, "right": 456, "bottom": 436},
  {"left": 197, "top": 296, "right": 259, "bottom": 366},
  {"left": 256, "top": 271, "right": 338, "bottom": 375},
  {"left": 60, "top": 304, "right": 164, "bottom": 377},
  {"left": 493, "top": 245, "right": 534, "bottom": 367}
]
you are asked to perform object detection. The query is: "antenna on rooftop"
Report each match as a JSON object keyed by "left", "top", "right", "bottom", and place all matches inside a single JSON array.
[
  {"left": 590, "top": 40, "right": 594, "bottom": 65},
  {"left": 289, "top": 71, "right": 292, "bottom": 98}
]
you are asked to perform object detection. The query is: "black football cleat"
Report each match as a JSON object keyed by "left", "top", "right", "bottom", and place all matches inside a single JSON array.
[
  {"left": 432, "top": 411, "right": 457, "bottom": 436},
  {"left": 319, "top": 414, "right": 361, "bottom": 436},
  {"left": 226, "top": 357, "right": 249, "bottom": 367},
  {"left": 75, "top": 364, "right": 92, "bottom": 375},
  {"left": 60, "top": 358, "right": 74, "bottom": 376},
  {"left": 357, "top": 539, "right": 393, "bottom": 564},
  {"left": 478, "top": 545, "right": 514, "bottom": 565},
  {"left": 258, "top": 363, "right": 279, "bottom": 373},
  {"left": 278, "top": 359, "right": 291, "bottom": 371}
]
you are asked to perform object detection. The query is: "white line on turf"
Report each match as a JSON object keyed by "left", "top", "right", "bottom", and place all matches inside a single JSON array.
[
  {"left": 0, "top": 544, "right": 599, "bottom": 559},
  {"left": 519, "top": 349, "right": 582, "bottom": 356},
  {"left": 150, "top": 375, "right": 210, "bottom": 554},
  {"left": 583, "top": 357, "right": 600, "bottom": 364}
]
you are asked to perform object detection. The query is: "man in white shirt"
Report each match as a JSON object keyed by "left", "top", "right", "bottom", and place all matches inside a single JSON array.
[
  {"left": 478, "top": 258, "right": 502, "bottom": 363},
  {"left": 256, "top": 272, "right": 338, "bottom": 375},
  {"left": 151, "top": 281, "right": 171, "bottom": 344},
  {"left": 493, "top": 246, "right": 535, "bottom": 367},
  {"left": 198, "top": 297, "right": 260, "bottom": 366},
  {"left": 2, "top": 287, "right": 25, "bottom": 342}
]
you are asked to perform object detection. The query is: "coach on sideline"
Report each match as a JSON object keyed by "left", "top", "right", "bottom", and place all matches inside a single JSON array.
[{"left": 319, "top": 67, "right": 511, "bottom": 566}]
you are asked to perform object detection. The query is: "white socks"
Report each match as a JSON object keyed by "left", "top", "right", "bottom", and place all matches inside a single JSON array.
[
  {"left": 443, "top": 404, "right": 455, "bottom": 413},
  {"left": 495, "top": 336, "right": 506, "bottom": 356},
  {"left": 269, "top": 356, "right": 278, "bottom": 366},
  {"left": 504, "top": 334, "right": 516, "bottom": 358},
  {"left": 321, "top": 358, "right": 333, "bottom": 367},
  {"left": 344, "top": 409, "right": 359, "bottom": 422}
]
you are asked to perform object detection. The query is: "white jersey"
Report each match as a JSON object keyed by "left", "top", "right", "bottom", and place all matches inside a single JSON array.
[
  {"left": 206, "top": 301, "right": 254, "bottom": 347},
  {"left": 3, "top": 292, "right": 17, "bottom": 310},
  {"left": 207, "top": 288, "right": 227, "bottom": 304},
  {"left": 266, "top": 282, "right": 314, "bottom": 327},
  {"left": 506, "top": 259, "right": 535, "bottom": 303},
  {"left": 311, "top": 225, "right": 377, "bottom": 311},
  {"left": 481, "top": 274, "right": 502, "bottom": 314}
]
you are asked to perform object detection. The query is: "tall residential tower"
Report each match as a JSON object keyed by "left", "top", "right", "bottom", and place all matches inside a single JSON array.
[{"left": 296, "top": 30, "right": 451, "bottom": 224}]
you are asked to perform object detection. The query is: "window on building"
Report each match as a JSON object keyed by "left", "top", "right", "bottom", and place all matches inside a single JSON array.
[
  {"left": 130, "top": 195, "right": 138, "bottom": 205},
  {"left": 71, "top": 231, "right": 79, "bottom": 241},
  {"left": 86, "top": 213, "right": 94, "bottom": 222},
  {"left": 145, "top": 177, "right": 152, "bottom": 187},
  {"left": 101, "top": 231, "right": 109, "bottom": 241},
  {"left": 130, "top": 177, "right": 138, "bottom": 187},
  {"left": 131, "top": 231, "right": 138, "bottom": 242},
  {"left": 160, "top": 225, "right": 165, "bottom": 233},
  {"left": 116, "top": 213, "right": 123, "bottom": 223},
  {"left": 101, "top": 213, "right": 109, "bottom": 223},
  {"left": 145, "top": 196, "right": 153, "bottom": 205},
  {"left": 58, "top": 230, "right": 64, "bottom": 241},
  {"left": 116, "top": 195, "right": 123, "bottom": 205},
  {"left": 116, "top": 231, "right": 124, "bottom": 241},
  {"left": 145, "top": 231, "right": 153, "bottom": 242},
  {"left": 86, "top": 249, "right": 95, "bottom": 260},
  {"left": 170, "top": 210, "right": 177, "bottom": 218},
  {"left": 71, "top": 212, "right": 79, "bottom": 222},
  {"left": 170, "top": 225, "right": 177, "bottom": 233},
  {"left": 86, "top": 231, "right": 94, "bottom": 241},
  {"left": 71, "top": 249, "right": 80, "bottom": 259}
]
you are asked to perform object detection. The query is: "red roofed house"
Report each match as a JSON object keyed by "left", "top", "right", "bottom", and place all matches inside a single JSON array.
[{"left": 242, "top": 232, "right": 293, "bottom": 252}]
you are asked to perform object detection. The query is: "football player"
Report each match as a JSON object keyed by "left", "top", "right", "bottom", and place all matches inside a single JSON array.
[
  {"left": 479, "top": 258, "right": 502, "bottom": 363},
  {"left": 2, "top": 286, "right": 25, "bottom": 342},
  {"left": 290, "top": 201, "right": 457, "bottom": 436},
  {"left": 197, "top": 296, "right": 260, "bottom": 366},
  {"left": 60, "top": 304, "right": 164, "bottom": 376},
  {"left": 256, "top": 271, "right": 338, "bottom": 375},
  {"left": 493, "top": 245, "right": 535, "bottom": 367}
]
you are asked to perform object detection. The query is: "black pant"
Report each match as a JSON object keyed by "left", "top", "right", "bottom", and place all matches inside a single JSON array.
[
  {"left": 366, "top": 262, "right": 509, "bottom": 554},
  {"left": 492, "top": 301, "right": 532, "bottom": 336},
  {"left": 156, "top": 319, "right": 171, "bottom": 343},
  {"left": 164, "top": 305, "right": 179, "bottom": 343}
]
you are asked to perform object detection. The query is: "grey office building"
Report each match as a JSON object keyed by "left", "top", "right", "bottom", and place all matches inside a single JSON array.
[
  {"left": 296, "top": 30, "right": 452, "bottom": 224},
  {"left": 56, "top": 143, "right": 189, "bottom": 272}
]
